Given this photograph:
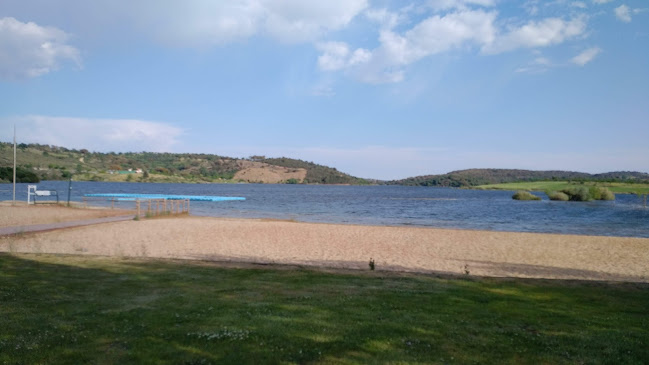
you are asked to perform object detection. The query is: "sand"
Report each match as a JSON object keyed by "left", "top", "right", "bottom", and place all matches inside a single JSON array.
[
  {"left": 1, "top": 205, "right": 648, "bottom": 282},
  {"left": 0, "top": 202, "right": 133, "bottom": 228}
]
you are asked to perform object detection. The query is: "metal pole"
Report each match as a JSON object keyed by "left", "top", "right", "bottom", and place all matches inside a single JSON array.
[
  {"left": 67, "top": 176, "right": 72, "bottom": 207},
  {"left": 12, "top": 125, "right": 16, "bottom": 205}
]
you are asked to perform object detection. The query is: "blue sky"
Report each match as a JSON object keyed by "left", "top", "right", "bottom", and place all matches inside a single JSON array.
[{"left": 0, "top": 0, "right": 647, "bottom": 180}]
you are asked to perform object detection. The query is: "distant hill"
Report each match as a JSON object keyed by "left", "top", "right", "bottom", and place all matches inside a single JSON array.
[
  {"left": 388, "top": 169, "right": 649, "bottom": 188},
  {"left": 0, "top": 142, "right": 368, "bottom": 185},
  {"left": 260, "top": 157, "right": 368, "bottom": 184}
]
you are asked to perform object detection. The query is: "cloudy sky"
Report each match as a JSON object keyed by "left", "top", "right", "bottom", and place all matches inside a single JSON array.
[{"left": 0, "top": 0, "right": 647, "bottom": 179}]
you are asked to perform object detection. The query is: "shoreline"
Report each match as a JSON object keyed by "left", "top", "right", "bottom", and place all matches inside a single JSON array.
[
  {"left": 203, "top": 214, "right": 649, "bottom": 239},
  {"left": 1, "top": 206, "right": 648, "bottom": 283}
]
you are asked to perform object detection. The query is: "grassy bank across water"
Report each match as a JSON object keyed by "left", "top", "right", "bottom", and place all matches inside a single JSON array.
[
  {"left": 1, "top": 254, "right": 648, "bottom": 364},
  {"left": 475, "top": 181, "right": 649, "bottom": 195}
]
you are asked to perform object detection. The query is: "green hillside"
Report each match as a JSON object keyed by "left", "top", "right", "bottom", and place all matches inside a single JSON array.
[
  {"left": 261, "top": 157, "right": 369, "bottom": 184},
  {"left": 0, "top": 142, "right": 367, "bottom": 185},
  {"left": 389, "top": 168, "right": 649, "bottom": 188}
]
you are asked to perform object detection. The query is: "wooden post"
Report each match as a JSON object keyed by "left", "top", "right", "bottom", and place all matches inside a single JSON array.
[{"left": 136, "top": 200, "right": 140, "bottom": 217}]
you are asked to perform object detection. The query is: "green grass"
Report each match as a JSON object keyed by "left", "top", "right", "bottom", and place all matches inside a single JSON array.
[
  {"left": 1, "top": 254, "right": 648, "bottom": 364},
  {"left": 475, "top": 181, "right": 649, "bottom": 195}
]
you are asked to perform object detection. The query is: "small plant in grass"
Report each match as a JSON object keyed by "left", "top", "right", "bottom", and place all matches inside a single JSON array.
[
  {"left": 133, "top": 215, "right": 140, "bottom": 221},
  {"left": 546, "top": 191, "right": 569, "bottom": 201},
  {"left": 512, "top": 191, "right": 541, "bottom": 201},
  {"left": 369, "top": 258, "right": 375, "bottom": 271},
  {"left": 464, "top": 264, "right": 470, "bottom": 275}
]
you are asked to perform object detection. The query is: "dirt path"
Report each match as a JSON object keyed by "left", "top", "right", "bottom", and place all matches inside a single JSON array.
[
  {"left": 0, "top": 203, "right": 134, "bottom": 228},
  {"left": 0, "top": 215, "right": 135, "bottom": 236}
]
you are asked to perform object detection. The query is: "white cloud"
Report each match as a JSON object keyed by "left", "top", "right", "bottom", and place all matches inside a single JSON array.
[
  {"left": 571, "top": 47, "right": 601, "bottom": 65},
  {"left": 107, "top": 0, "right": 368, "bottom": 46},
  {"left": 428, "top": 0, "right": 496, "bottom": 10},
  {"left": 523, "top": 1, "right": 540, "bottom": 15},
  {"left": 0, "top": 17, "right": 80, "bottom": 80},
  {"left": 319, "top": 4, "right": 591, "bottom": 83},
  {"left": 0, "top": 0, "right": 368, "bottom": 47},
  {"left": 592, "top": 0, "right": 613, "bottom": 3},
  {"left": 320, "top": 10, "right": 498, "bottom": 83},
  {"left": 263, "top": 0, "right": 368, "bottom": 43},
  {"left": 365, "top": 8, "right": 402, "bottom": 30},
  {"left": 138, "top": 1, "right": 263, "bottom": 46},
  {"left": 316, "top": 42, "right": 371, "bottom": 71},
  {"left": 484, "top": 17, "right": 587, "bottom": 54},
  {"left": 615, "top": 5, "right": 632, "bottom": 22},
  {"left": 572, "top": 2, "right": 588, "bottom": 9},
  {"left": 396, "top": 10, "right": 497, "bottom": 61},
  {"left": 515, "top": 55, "right": 553, "bottom": 73},
  {"left": 0, "top": 116, "right": 184, "bottom": 152}
]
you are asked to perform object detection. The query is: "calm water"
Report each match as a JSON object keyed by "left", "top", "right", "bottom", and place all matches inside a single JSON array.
[{"left": 3, "top": 181, "right": 648, "bottom": 238}]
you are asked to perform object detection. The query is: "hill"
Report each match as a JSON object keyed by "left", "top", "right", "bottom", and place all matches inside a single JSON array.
[
  {"left": 389, "top": 168, "right": 649, "bottom": 188},
  {"left": 0, "top": 142, "right": 368, "bottom": 185}
]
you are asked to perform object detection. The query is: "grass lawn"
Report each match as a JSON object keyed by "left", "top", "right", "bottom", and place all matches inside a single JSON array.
[
  {"left": 1, "top": 254, "right": 648, "bottom": 364},
  {"left": 475, "top": 181, "right": 649, "bottom": 195}
]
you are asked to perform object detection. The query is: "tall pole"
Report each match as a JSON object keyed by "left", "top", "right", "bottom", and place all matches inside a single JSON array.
[
  {"left": 12, "top": 125, "right": 16, "bottom": 205},
  {"left": 67, "top": 175, "right": 72, "bottom": 206}
]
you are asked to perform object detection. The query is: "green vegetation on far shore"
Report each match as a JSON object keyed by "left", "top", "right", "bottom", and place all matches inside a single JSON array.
[
  {"left": 1, "top": 254, "right": 648, "bottom": 364},
  {"left": 0, "top": 142, "right": 367, "bottom": 185},
  {"left": 0, "top": 166, "right": 40, "bottom": 183},
  {"left": 390, "top": 169, "right": 649, "bottom": 188},
  {"left": 477, "top": 181, "right": 649, "bottom": 195}
]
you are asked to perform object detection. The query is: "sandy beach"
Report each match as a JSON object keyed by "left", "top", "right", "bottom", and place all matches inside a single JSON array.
[
  {"left": 0, "top": 202, "right": 133, "bottom": 228},
  {"left": 1, "top": 205, "right": 648, "bottom": 282}
]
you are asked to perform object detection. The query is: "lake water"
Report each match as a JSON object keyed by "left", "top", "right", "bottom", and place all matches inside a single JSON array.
[{"left": 3, "top": 181, "right": 648, "bottom": 238}]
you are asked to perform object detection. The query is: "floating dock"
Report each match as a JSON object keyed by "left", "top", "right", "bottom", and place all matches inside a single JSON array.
[{"left": 84, "top": 193, "right": 245, "bottom": 202}]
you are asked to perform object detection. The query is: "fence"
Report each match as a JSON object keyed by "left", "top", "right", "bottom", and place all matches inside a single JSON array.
[
  {"left": 81, "top": 197, "right": 190, "bottom": 217},
  {"left": 136, "top": 198, "right": 190, "bottom": 218}
]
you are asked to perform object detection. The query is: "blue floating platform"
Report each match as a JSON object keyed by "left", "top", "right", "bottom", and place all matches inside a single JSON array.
[{"left": 85, "top": 193, "right": 245, "bottom": 202}]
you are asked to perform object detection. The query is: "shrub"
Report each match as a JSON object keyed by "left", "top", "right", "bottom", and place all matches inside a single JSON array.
[
  {"left": 512, "top": 191, "right": 541, "bottom": 201},
  {"left": 589, "top": 186, "right": 603, "bottom": 200},
  {"left": 562, "top": 187, "right": 591, "bottom": 201},
  {"left": 560, "top": 186, "right": 615, "bottom": 202},
  {"left": 600, "top": 189, "right": 615, "bottom": 201},
  {"left": 547, "top": 191, "right": 569, "bottom": 201},
  {"left": 590, "top": 186, "right": 615, "bottom": 201}
]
